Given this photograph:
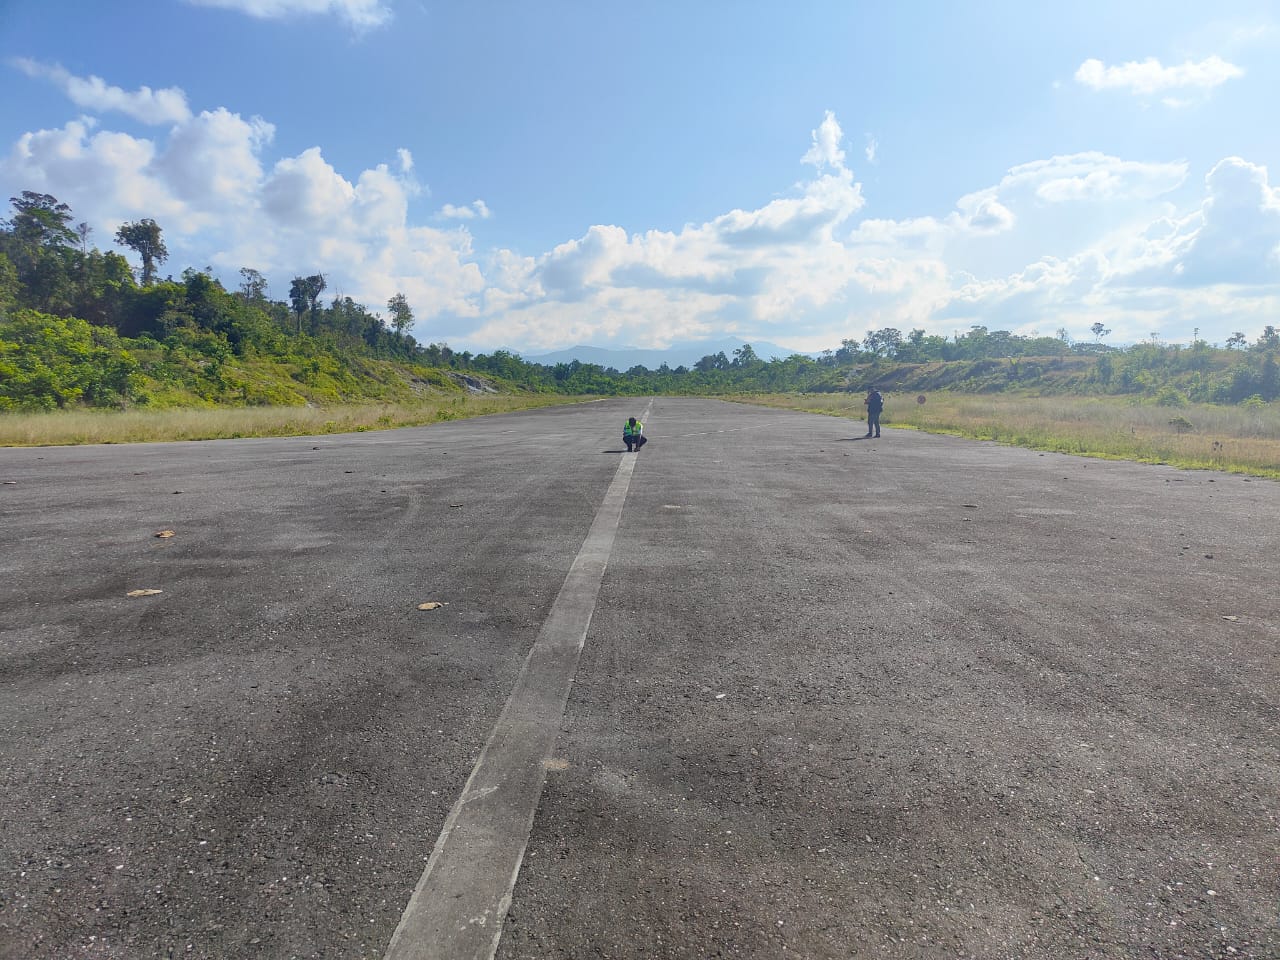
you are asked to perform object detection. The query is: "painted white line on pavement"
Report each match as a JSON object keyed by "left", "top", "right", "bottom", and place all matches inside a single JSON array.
[{"left": 383, "top": 402, "right": 652, "bottom": 960}]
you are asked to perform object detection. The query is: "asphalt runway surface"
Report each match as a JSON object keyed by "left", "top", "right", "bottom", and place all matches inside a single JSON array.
[{"left": 1, "top": 397, "right": 1276, "bottom": 960}]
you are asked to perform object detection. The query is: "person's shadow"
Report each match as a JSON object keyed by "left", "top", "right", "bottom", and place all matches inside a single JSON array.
[{"left": 604, "top": 448, "right": 629, "bottom": 453}]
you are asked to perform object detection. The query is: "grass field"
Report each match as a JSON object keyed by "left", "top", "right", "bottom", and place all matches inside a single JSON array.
[
  {"left": 0, "top": 394, "right": 581, "bottom": 447},
  {"left": 733, "top": 392, "right": 1280, "bottom": 479}
]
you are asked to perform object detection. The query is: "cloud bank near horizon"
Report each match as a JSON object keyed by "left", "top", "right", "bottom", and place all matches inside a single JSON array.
[{"left": 3, "top": 62, "right": 1279, "bottom": 353}]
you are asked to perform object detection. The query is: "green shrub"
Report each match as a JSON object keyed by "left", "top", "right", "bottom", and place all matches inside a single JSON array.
[{"left": 0, "top": 310, "right": 140, "bottom": 409}]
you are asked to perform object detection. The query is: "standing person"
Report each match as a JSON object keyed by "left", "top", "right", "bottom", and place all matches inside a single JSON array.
[
  {"left": 863, "top": 388, "right": 883, "bottom": 438},
  {"left": 623, "top": 416, "right": 647, "bottom": 452}
]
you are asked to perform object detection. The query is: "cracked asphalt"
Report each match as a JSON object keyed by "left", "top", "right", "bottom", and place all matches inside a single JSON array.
[{"left": 1, "top": 397, "right": 1276, "bottom": 959}]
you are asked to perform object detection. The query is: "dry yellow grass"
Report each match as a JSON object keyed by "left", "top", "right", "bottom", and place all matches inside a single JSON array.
[
  {"left": 0, "top": 394, "right": 582, "bottom": 447},
  {"left": 733, "top": 392, "right": 1280, "bottom": 479}
]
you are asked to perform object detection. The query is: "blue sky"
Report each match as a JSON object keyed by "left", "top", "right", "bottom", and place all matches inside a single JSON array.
[{"left": 2, "top": 1, "right": 1278, "bottom": 354}]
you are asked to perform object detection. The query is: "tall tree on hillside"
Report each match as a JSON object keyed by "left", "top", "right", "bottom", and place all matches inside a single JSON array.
[
  {"left": 386, "top": 292, "right": 414, "bottom": 335},
  {"left": 1090, "top": 322, "right": 1110, "bottom": 343},
  {"left": 288, "top": 273, "right": 326, "bottom": 334},
  {"left": 2, "top": 194, "right": 79, "bottom": 315},
  {"left": 5, "top": 192, "right": 77, "bottom": 247},
  {"left": 239, "top": 267, "right": 268, "bottom": 303},
  {"left": 114, "top": 218, "right": 168, "bottom": 285},
  {"left": 288, "top": 277, "right": 308, "bottom": 332}
]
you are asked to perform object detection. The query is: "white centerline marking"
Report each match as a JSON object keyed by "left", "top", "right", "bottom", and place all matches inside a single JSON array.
[{"left": 383, "top": 403, "right": 652, "bottom": 960}]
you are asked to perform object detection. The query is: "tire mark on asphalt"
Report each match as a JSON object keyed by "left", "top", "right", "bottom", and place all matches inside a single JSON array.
[{"left": 383, "top": 403, "right": 653, "bottom": 960}]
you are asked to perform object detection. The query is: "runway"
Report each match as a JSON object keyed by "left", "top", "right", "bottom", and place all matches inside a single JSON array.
[{"left": 1, "top": 398, "right": 1275, "bottom": 959}]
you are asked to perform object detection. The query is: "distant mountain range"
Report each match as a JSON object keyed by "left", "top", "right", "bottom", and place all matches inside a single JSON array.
[{"left": 517, "top": 338, "right": 814, "bottom": 370}]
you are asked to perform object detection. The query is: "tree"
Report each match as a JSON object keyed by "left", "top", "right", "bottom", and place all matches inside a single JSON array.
[
  {"left": 4, "top": 192, "right": 76, "bottom": 247},
  {"left": 288, "top": 273, "right": 326, "bottom": 334},
  {"left": 862, "top": 327, "right": 903, "bottom": 358},
  {"left": 694, "top": 351, "right": 729, "bottom": 372},
  {"left": 1262, "top": 354, "right": 1280, "bottom": 401},
  {"left": 1226, "top": 331, "right": 1247, "bottom": 350},
  {"left": 1090, "top": 322, "right": 1110, "bottom": 342},
  {"left": 1094, "top": 353, "right": 1113, "bottom": 385},
  {"left": 1257, "top": 325, "right": 1280, "bottom": 350},
  {"left": 288, "top": 277, "right": 308, "bottom": 332},
  {"left": 238, "top": 268, "right": 268, "bottom": 303},
  {"left": 0, "top": 252, "right": 17, "bottom": 314},
  {"left": 833, "top": 338, "right": 860, "bottom": 365},
  {"left": 387, "top": 292, "right": 414, "bottom": 335},
  {"left": 731, "top": 343, "right": 760, "bottom": 367},
  {"left": 114, "top": 219, "right": 168, "bottom": 285},
  {"left": 326, "top": 294, "right": 371, "bottom": 340},
  {"left": 952, "top": 325, "right": 989, "bottom": 359},
  {"left": 897, "top": 328, "right": 948, "bottom": 362}
]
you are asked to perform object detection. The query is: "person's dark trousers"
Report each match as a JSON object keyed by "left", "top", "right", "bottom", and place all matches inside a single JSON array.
[
  {"left": 866, "top": 412, "right": 881, "bottom": 437},
  {"left": 635, "top": 434, "right": 647, "bottom": 449},
  {"left": 624, "top": 434, "right": 646, "bottom": 451}
]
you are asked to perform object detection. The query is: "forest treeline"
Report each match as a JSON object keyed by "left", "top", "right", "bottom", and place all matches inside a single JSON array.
[{"left": 2, "top": 190, "right": 1278, "bottom": 411}]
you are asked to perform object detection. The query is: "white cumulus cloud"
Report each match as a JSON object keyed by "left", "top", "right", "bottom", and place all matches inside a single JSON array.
[
  {"left": 1162, "top": 157, "right": 1280, "bottom": 285},
  {"left": 261, "top": 147, "right": 357, "bottom": 227},
  {"left": 1074, "top": 55, "right": 1243, "bottom": 95},
  {"left": 156, "top": 108, "right": 274, "bottom": 207},
  {"left": 1010, "top": 153, "right": 1188, "bottom": 202},
  {"left": 3, "top": 118, "right": 182, "bottom": 223},
  {"left": 802, "top": 111, "right": 847, "bottom": 171},
  {"left": 0, "top": 99, "right": 487, "bottom": 322},
  {"left": 953, "top": 192, "right": 1015, "bottom": 234},
  {"left": 6, "top": 75, "right": 1280, "bottom": 353},
  {"left": 439, "top": 200, "right": 492, "bottom": 220},
  {"left": 11, "top": 59, "right": 191, "bottom": 125}
]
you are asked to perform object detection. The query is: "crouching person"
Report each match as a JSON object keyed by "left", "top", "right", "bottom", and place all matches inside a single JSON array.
[{"left": 623, "top": 416, "right": 647, "bottom": 452}]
